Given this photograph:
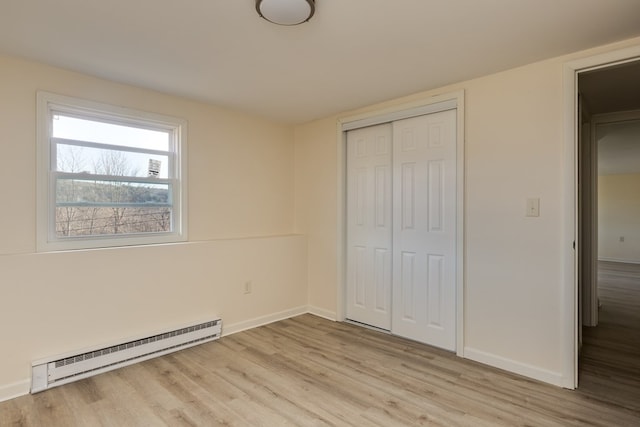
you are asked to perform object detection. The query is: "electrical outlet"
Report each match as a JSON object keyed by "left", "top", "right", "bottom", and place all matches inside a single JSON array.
[
  {"left": 244, "top": 281, "right": 252, "bottom": 294},
  {"left": 526, "top": 198, "right": 540, "bottom": 217}
]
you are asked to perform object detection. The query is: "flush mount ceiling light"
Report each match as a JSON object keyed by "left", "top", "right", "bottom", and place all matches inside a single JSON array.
[{"left": 256, "top": 0, "right": 315, "bottom": 26}]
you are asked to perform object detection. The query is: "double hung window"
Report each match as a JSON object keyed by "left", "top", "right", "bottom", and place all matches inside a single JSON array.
[{"left": 37, "top": 92, "right": 187, "bottom": 251}]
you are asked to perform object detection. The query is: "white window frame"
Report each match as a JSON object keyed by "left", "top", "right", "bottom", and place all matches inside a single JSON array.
[{"left": 37, "top": 91, "right": 188, "bottom": 252}]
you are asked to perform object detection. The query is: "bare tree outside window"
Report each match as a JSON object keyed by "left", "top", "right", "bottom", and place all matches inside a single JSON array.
[
  {"left": 55, "top": 148, "right": 171, "bottom": 238},
  {"left": 56, "top": 145, "right": 86, "bottom": 236}
]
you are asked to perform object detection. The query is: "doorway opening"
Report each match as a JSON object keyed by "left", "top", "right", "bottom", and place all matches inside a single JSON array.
[{"left": 576, "top": 58, "right": 640, "bottom": 402}]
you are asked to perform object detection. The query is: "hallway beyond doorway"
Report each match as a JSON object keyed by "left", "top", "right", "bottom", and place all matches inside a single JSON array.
[{"left": 580, "top": 261, "right": 640, "bottom": 411}]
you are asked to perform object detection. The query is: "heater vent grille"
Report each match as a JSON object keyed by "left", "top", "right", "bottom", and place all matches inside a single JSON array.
[
  {"left": 31, "top": 318, "right": 221, "bottom": 393},
  {"left": 54, "top": 321, "right": 218, "bottom": 369}
]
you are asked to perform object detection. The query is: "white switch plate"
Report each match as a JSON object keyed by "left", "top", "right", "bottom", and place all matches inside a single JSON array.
[{"left": 526, "top": 198, "right": 540, "bottom": 217}]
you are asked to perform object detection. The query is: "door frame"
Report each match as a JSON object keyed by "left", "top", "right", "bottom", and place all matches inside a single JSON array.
[
  {"left": 336, "top": 90, "right": 465, "bottom": 356},
  {"left": 563, "top": 44, "right": 640, "bottom": 389},
  {"left": 579, "top": 97, "right": 598, "bottom": 330}
]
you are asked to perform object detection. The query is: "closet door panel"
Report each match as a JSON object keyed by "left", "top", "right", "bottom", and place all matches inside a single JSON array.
[
  {"left": 391, "top": 110, "right": 457, "bottom": 350},
  {"left": 346, "top": 124, "right": 393, "bottom": 330}
]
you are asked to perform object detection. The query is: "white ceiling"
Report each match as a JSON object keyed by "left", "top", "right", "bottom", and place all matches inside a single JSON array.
[{"left": 1, "top": 1, "right": 640, "bottom": 124}]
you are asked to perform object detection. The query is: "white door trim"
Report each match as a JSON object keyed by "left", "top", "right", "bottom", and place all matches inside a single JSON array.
[
  {"left": 562, "top": 44, "right": 640, "bottom": 389},
  {"left": 341, "top": 99, "right": 458, "bottom": 131},
  {"left": 336, "top": 90, "right": 465, "bottom": 356}
]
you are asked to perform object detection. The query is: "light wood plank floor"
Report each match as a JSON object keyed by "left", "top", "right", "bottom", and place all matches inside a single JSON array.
[
  {"left": 2, "top": 288, "right": 640, "bottom": 426},
  {"left": 578, "top": 261, "right": 640, "bottom": 414}
]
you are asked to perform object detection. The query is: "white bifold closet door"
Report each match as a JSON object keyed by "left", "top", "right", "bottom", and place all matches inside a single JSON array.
[
  {"left": 346, "top": 123, "right": 393, "bottom": 330},
  {"left": 391, "top": 110, "right": 457, "bottom": 350},
  {"left": 346, "top": 109, "right": 457, "bottom": 351}
]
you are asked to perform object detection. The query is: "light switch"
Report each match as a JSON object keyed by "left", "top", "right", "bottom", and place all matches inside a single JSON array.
[{"left": 526, "top": 198, "right": 540, "bottom": 217}]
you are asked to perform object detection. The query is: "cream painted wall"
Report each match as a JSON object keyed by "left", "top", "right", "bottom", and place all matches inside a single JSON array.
[
  {"left": 598, "top": 173, "right": 640, "bottom": 263},
  {"left": 0, "top": 56, "right": 295, "bottom": 251},
  {"left": 293, "top": 37, "right": 640, "bottom": 386},
  {"left": 0, "top": 54, "right": 306, "bottom": 400},
  {"left": 294, "top": 119, "right": 339, "bottom": 316}
]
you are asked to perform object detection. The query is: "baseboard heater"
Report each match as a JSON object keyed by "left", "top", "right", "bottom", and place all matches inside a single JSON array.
[{"left": 31, "top": 317, "right": 222, "bottom": 393}]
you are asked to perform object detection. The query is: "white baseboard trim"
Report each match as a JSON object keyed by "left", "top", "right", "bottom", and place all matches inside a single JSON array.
[
  {"left": 307, "top": 306, "right": 337, "bottom": 321},
  {"left": 222, "top": 306, "right": 308, "bottom": 336},
  {"left": 0, "top": 379, "right": 30, "bottom": 403},
  {"left": 464, "top": 347, "right": 565, "bottom": 387},
  {"left": 598, "top": 257, "right": 640, "bottom": 265}
]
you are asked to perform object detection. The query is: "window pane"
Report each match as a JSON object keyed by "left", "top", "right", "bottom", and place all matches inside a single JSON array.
[
  {"left": 38, "top": 92, "right": 186, "bottom": 251},
  {"left": 56, "top": 179, "right": 170, "bottom": 205},
  {"left": 57, "top": 144, "right": 169, "bottom": 179},
  {"left": 52, "top": 114, "right": 170, "bottom": 151},
  {"left": 56, "top": 206, "right": 172, "bottom": 237}
]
